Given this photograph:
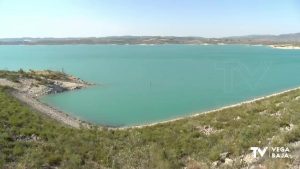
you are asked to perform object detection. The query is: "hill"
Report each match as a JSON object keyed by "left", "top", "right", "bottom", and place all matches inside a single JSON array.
[{"left": 1, "top": 33, "right": 300, "bottom": 46}]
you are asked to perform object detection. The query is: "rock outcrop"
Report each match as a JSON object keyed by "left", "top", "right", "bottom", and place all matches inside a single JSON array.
[{"left": 0, "top": 70, "right": 92, "bottom": 97}]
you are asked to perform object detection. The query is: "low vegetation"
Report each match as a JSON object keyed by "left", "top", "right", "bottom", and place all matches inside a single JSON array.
[
  {"left": 0, "top": 69, "right": 73, "bottom": 84},
  {"left": 0, "top": 86, "right": 300, "bottom": 168}
]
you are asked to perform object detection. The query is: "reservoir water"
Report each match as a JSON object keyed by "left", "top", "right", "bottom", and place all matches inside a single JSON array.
[{"left": 1, "top": 44, "right": 300, "bottom": 127}]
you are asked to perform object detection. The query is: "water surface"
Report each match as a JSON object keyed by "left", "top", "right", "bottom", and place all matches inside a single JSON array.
[{"left": 1, "top": 45, "right": 300, "bottom": 126}]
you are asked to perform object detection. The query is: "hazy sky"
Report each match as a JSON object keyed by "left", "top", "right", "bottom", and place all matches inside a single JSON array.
[{"left": 0, "top": 0, "right": 300, "bottom": 38}]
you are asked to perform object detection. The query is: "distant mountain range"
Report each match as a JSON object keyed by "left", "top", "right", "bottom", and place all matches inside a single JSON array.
[{"left": 1, "top": 33, "right": 300, "bottom": 45}]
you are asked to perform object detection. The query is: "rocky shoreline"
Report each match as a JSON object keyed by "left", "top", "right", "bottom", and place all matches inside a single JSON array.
[
  {"left": 0, "top": 70, "right": 93, "bottom": 128},
  {"left": 0, "top": 70, "right": 92, "bottom": 98},
  {"left": 10, "top": 90, "right": 89, "bottom": 128}
]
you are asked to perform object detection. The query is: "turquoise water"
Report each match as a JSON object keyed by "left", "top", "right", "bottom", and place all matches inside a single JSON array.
[{"left": 1, "top": 45, "right": 300, "bottom": 127}]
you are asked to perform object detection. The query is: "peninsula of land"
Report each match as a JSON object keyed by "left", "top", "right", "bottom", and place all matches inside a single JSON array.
[{"left": 0, "top": 70, "right": 92, "bottom": 128}]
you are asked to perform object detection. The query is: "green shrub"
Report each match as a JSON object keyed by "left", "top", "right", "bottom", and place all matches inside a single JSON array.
[
  {"left": 48, "top": 154, "right": 62, "bottom": 166},
  {"left": 13, "top": 144, "right": 25, "bottom": 156}
]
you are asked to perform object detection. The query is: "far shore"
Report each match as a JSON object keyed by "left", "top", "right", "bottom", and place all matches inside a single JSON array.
[
  {"left": 269, "top": 44, "right": 300, "bottom": 50},
  {"left": 2, "top": 41, "right": 300, "bottom": 50}
]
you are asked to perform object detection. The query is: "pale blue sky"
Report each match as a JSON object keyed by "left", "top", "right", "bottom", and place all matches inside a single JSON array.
[{"left": 0, "top": 0, "right": 299, "bottom": 38}]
